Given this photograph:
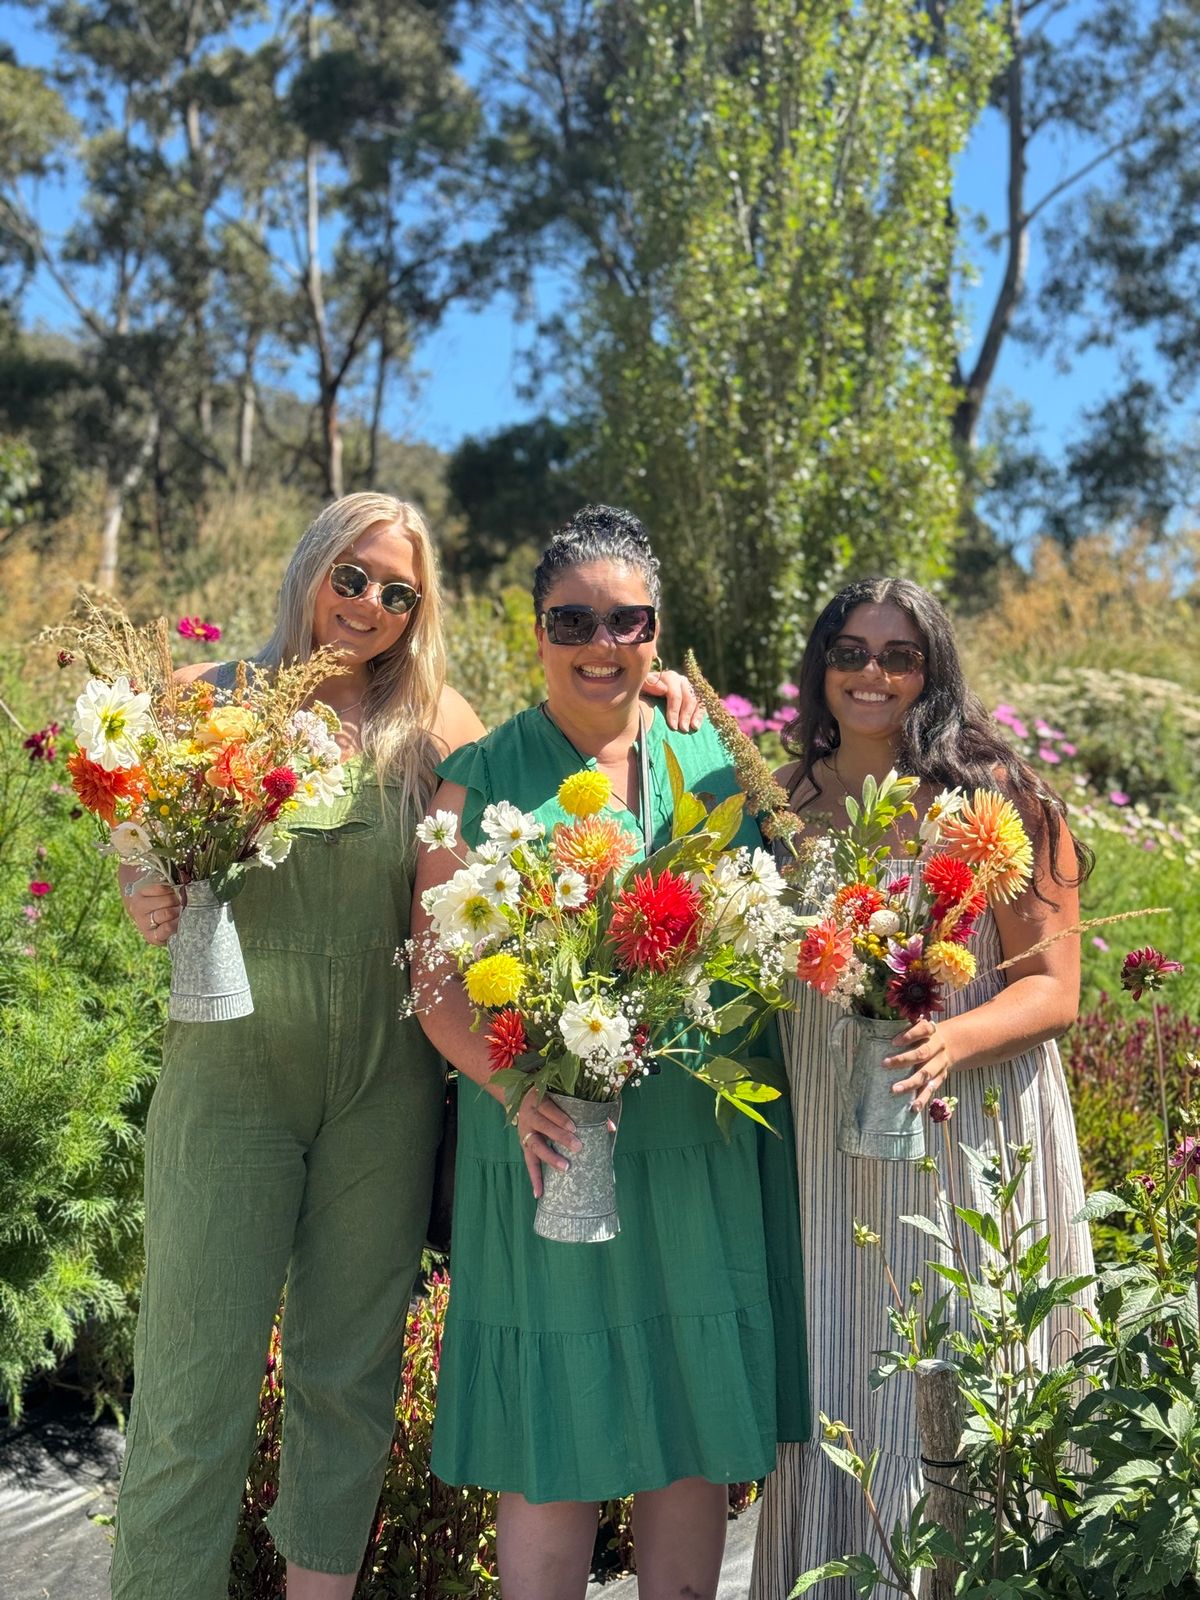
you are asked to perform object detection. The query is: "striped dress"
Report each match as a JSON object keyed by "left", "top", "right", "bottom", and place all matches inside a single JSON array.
[{"left": 750, "top": 867, "right": 1095, "bottom": 1600}]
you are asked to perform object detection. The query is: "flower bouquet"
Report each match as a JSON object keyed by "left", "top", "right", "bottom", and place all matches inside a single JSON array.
[
  {"left": 792, "top": 770, "right": 1035, "bottom": 1161},
  {"left": 58, "top": 605, "right": 347, "bottom": 1021},
  {"left": 414, "top": 749, "right": 802, "bottom": 1242}
]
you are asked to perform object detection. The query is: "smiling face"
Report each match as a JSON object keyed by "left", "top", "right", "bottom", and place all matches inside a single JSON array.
[
  {"left": 310, "top": 517, "right": 419, "bottom": 668},
  {"left": 823, "top": 601, "right": 926, "bottom": 747},
  {"left": 536, "top": 560, "right": 659, "bottom": 724}
]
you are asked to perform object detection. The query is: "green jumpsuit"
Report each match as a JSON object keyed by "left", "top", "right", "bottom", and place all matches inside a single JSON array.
[{"left": 110, "top": 755, "right": 444, "bottom": 1598}]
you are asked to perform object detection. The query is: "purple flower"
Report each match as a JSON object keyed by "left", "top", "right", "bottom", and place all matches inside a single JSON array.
[
  {"left": 1169, "top": 1136, "right": 1200, "bottom": 1175},
  {"left": 1092, "top": 936, "right": 1110, "bottom": 952},
  {"left": 928, "top": 1096, "right": 956, "bottom": 1123},
  {"left": 22, "top": 723, "right": 59, "bottom": 762},
  {"left": 1038, "top": 746, "right": 1061, "bottom": 764},
  {"left": 1110, "top": 790, "right": 1130, "bottom": 806},
  {"left": 1120, "top": 946, "right": 1184, "bottom": 1001},
  {"left": 885, "top": 934, "right": 925, "bottom": 975}
]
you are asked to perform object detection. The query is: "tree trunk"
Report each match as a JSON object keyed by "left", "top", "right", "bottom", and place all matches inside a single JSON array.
[
  {"left": 368, "top": 325, "right": 389, "bottom": 487},
  {"left": 97, "top": 413, "right": 160, "bottom": 594},
  {"left": 304, "top": 0, "right": 342, "bottom": 499},
  {"left": 237, "top": 335, "right": 258, "bottom": 484},
  {"left": 913, "top": 1359, "right": 966, "bottom": 1599}
]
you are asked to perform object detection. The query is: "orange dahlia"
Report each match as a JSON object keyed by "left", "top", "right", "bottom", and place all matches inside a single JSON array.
[
  {"left": 204, "top": 740, "right": 257, "bottom": 798},
  {"left": 609, "top": 868, "right": 703, "bottom": 971},
  {"left": 795, "top": 917, "right": 854, "bottom": 996},
  {"left": 937, "top": 790, "right": 1033, "bottom": 904},
  {"left": 552, "top": 815, "right": 636, "bottom": 889},
  {"left": 67, "top": 749, "right": 147, "bottom": 825},
  {"left": 832, "top": 882, "right": 886, "bottom": 930}
]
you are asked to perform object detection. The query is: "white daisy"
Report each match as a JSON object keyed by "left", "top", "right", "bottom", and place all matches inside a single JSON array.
[
  {"left": 425, "top": 865, "right": 510, "bottom": 945},
  {"left": 481, "top": 800, "right": 544, "bottom": 853},
  {"left": 466, "top": 840, "right": 507, "bottom": 866},
  {"left": 559, "top": 997, "right": 630, "bottom": 1062},
  {"left": 478, "top": 861, "right": 522, "bottom": 908},
  {"left": 553, "top": 869, "right": 589, "bottom": 910},
  {"left": 919, "top": 787, "right": 965, "bottom": 845},
  {"left": 415, "top": 810, "right": 460, "bottom": 850},
  {"left": 73, "top": 676, "right": 153, "bottom": 771}
]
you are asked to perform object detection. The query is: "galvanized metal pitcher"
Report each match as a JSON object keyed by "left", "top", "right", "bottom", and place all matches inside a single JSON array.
[
  {"left": 534, "top": 1092, "right": 622, "bottom": 1243},
  {"left": 167, "top": 879, "right": 253, "bottom": 1023},
  {"left": 830, "top": 1013, "right": 925, "bottom": 1162}
]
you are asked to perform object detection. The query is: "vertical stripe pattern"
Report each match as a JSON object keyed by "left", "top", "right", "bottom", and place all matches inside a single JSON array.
[{"left": 751, "top": 871, "right": 1095, "bottom": 1599}]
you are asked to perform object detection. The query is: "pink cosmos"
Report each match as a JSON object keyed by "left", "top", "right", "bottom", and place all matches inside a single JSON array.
[
  {"left": 1009, "top": 717, "right": 1028, "bottom": 739},
  {"left": 22, "top": 904, "right": 43, "bottom": 923},
  {"left": 1169, "top": 1136, "right": 1200, "bottom": 1175},
  {"left": 1109, "top": 790, "right": 1130, "bottom": 806},
  {"left": 177, "top": 616, "right": 222, "bottom": 642},
  {"left": 777, "top": 681, "right": 800, "bottom": 700},
  {"left": 1038, "top": 746, "right": 1061, "bottom": 764},
  {"left": 993, "top": 703, "right": 1017, "bottom": 724},
  {"left": 722, "top": 694, "right": 755, "bottom": 718},
  {"left": 1059, "top": 742, "right": 1077, "bottom": 756}
]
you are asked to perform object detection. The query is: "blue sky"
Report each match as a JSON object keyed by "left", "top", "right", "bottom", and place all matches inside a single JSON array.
[{"left": 0, "top": 2, "right": 1147, "bottom": 462}]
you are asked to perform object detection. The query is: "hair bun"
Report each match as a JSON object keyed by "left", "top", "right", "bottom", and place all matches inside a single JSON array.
[{"left": 558, "top": 504, "right": 654, "bottom": 557}]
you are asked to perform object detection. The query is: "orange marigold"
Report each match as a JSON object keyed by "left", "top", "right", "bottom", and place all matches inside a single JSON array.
[
  {"left": 552, "top": 815, "right": 636, "bottom": 889},
  {"left": 67, "top": 749, "right": 147, "bottom": 825},
  {"left": 937, "top": 790, "right": 1034, "bottom": 904}
]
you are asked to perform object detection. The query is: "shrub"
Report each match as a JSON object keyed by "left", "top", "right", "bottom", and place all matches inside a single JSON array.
[
  {"left": 0, "top": 707, "right": 163, "bottom": 1417},
  {"left": 443, "top": 585, "right": 543, "bottom": 731}
]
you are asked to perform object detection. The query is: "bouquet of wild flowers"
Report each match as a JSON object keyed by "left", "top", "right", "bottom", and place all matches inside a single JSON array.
[
  {"left": 790, "top": 770, "right": 1035, "bottom": 1022},
  {"left": 58, "top": 605, "right": 347, "bottom": 898},
  {"left": 414, "top": 747, "right": 801, "bottom": 1133}
]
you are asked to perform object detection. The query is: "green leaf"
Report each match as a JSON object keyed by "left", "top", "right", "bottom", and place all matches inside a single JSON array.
[
  {"left": 1073, "top": 1190, "right": 1129, "bottom": 1223},
  {"left": 208, "top": 860, "right": 249, "bottom": 901},
  {"left": 953, "top": 1205, "right": 1001, "bottom": 1249},
  {"left": 704, "top": 791, "right": 746, "bottom": 851},
  {"left": 671, "top": 792, "right": 708, "bottom": 839},
  {"left": 898, "top": 1212, "right": 953, "bottom": 1251},
  {"left": 731, "top": 1081, "right": 781, "bottom": 1104},
  {"left": 663, "top": 740, "right": 685, "bottom": 806}
]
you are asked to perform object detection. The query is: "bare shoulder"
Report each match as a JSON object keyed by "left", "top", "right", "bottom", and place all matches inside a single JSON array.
[
  {"left": 173, "top": 660, "right": 221, "bottom": 687},
  {"left": 430, "top": 684, "right": 486, "bottom": 756}
]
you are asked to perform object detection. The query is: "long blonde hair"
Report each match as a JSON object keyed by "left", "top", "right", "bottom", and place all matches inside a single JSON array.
[{"left": 259, "top": 492, "right": 447, "bottom": 819}]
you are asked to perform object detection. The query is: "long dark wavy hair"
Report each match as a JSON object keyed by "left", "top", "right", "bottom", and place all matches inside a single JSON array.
[{"left": 782, "top": 577, "right": 1093, "bottom": 899}]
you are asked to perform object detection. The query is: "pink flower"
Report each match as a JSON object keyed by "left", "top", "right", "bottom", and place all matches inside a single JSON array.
[
  {"left": 1038, "top": 746, "right": 1061, "bottom": 764},
  {"left": 28, "top": 880, "right": 52, "bottom": 897},
  {"left": 22, "top": 904, "right": 43, "bottom": 923},
  {"left": 885, "top": 934, "right": 925, "bottom": 975},
  {"left": 1091, "top": 935, "right": 1109, "bottom": 952},
  {"left": 1036, "top": 721, "right": 1065, "bottom": 739},
  {"left": 776, "top": 681, "right": 800, "bottom": 700},
  {"left": 1109, "top": 790, "right": 1130, "bottom": 806},
  {"left": 1120, "top": 946, "right": 1183, "bottom": 1001},
  {"left": 722, "top": 694, "right": 755, "bottom": 718},
  {"left": 1059, "top": 742, "right": 1077, "bottom": 756},
  {"left": 1009, "top": 716, "right": 1028, "bottom": 739},
  {"left": 177, "top": 615, "right": 222, "bottom": 642},
  {"left": 928, "top": 1097, "right": 954, "bottom": 1123},
  {"left": 1169, "top": 1136, "right": 1200, "bottom": 1176},
  {"left": 992, "top": 703, "right": 1017, "bottom": 724}
]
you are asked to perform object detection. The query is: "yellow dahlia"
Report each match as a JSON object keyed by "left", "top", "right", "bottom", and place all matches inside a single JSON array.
[
  {"left": 937, "top": 789, "right": 1034, "bottom": 904},
  {"left": 925, "top": 940, "right": 977, "bottom": 990},
  {"left": 557, "top": 769, "right": 612, "bottom": 819},
  {"left": 464, "top": 952, "right": 527, "bottom": 1007},
  {"left": 552, "top": 815, "right": 636, "bottom": 888}
]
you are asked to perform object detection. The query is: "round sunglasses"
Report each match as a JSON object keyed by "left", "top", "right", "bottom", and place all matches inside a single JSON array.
[
  {"left": 328, "top": 562, "right": 421, "bottom": 616},
  {"left": 825, "top": 642, "right": 925, "bottom": 677},
  {"left": 540, "top": 604, "right": 657, "bottom": 646}
]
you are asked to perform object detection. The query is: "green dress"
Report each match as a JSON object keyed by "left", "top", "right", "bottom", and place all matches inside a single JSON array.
[{"left": 429, "top": 705, "right": 808, "bottom": 1503}]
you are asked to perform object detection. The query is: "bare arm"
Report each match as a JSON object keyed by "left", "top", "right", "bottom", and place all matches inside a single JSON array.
[
  {"left": 429, "top": 684, "right": 487, "bottom": 757},
  {"left": 411, "top": 777, "right": 579, "bottom": 1194},
  {"left": 887, "top": 817, "right": 1082, "bottom": 1109}
]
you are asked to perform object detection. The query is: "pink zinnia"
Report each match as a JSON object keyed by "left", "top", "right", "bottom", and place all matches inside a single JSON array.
[{"left": 29, "top": 880, "right": 52, "bottom": 897}]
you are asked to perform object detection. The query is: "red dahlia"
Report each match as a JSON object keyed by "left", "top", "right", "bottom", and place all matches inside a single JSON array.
[
  {"left": 263, "top": 766, "right": 299, "bottom": 802},
  {"left": 609, "top": 868, "right": 703, "bottom": 971},
  {"left": 923, "top": 853, "right": 975, "bottom": 905},
  {"left": 486, "top": 1009, "right": 529, "bottom": 1072}
]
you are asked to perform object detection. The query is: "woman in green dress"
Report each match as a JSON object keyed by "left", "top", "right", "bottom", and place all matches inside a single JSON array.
[{"left": 412, "top": 505, "right": 807, "bottom": 1600}]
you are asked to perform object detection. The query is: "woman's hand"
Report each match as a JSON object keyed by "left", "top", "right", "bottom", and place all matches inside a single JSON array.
[
  {"left": 884, "top": 1017, "right": 954, "bottom": 1111},
  {"left": 122, "top": 873, "right": 183, "bottom": 946},
  {"left": 516, "top": 1088, "right": 583, "bottom": 1198},
  {"left": 642, "top": 667, "right": 704, "bottom": 732}
]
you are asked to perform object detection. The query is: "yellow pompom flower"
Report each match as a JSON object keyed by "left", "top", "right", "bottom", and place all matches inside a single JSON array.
[
  {"left": 925, "top": 940, "right": 977, "bottom": 990},
  {"left": 557, "top": 769, "right": 612, "bottom": 819},
  {"left": 464, "top": 952, "right": 527, "bottom": 1008}
]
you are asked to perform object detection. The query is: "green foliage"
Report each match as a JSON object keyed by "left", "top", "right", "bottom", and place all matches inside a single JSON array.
[
  {"left": 560, "top": 0, "right": 1004, "bottom": 700},
  {"left": 442, "top": 584, "right": 542, "bottom": 731},
  {"left": 0, "top": 709, "right": 164, "bottom": 1417},
  {"left": 795, "top": 1095, "right": 1200, "bottom": 1598}
]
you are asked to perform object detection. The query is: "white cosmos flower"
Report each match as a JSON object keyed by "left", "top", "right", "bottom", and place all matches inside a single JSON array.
[
  {"left": 478, "top": 861, "right": 522, "bottom": 908},
  {"left": 108, "top": 821, "right": 152, "bottom": 858},
  {"left": 481, "top": 800, "right": 544, "bottom": 853},
  {"left": 256, "top": 824, "right": 295, "bottom": 867},
  {"left": 466, "top": 840, "right": 507, "bottom": 867},
  {"left": 426, "top": 865, "right": 510, "bottom": 945},
  {"left": 295, "top": 765, "right": 347, "bottom": 806},
  {"left": 289, "top": 709, "right": 341, "bottom": 766},
  {"left": 919, "top": 787, "right": 965, "bottom": 845},
  {"left": 554, "top": 869, "right": 588, "bottom": 910},
  {"left": 416, "top": 810, "right": 460, "bottom": 849},
  {"left": 868, "top": 908, "right": 902, "bottom": 937},
  {"left": 73, "top": 676, "right": 153, "bottom": 771},
  {"left": 559, "top": 997, "right": 630, "bottom": 1061},
  {"left": 742, "top": 848, "right": 787, "bottom": 904}
]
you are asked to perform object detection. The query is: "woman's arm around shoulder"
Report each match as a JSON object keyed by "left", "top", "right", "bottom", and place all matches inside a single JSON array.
[{"left": 430, "top": 684, "right": 486, "bottom": 758}]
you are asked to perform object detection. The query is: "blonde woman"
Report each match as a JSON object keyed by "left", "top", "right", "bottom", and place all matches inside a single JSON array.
[{"left": 109, "top": 493, "right": 701, "bottom": 1600}]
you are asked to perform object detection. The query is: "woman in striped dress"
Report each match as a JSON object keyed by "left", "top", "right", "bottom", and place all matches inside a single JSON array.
[{"left": 750, "top": 578, "right": 1096, "bottom": 1600}]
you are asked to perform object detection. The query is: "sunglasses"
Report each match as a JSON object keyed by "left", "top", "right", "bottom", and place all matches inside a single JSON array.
[
  {"left": 540, "top": 604, "right": 657, "bottom": 646},
  {"left": 825, "top": 642, "right": 925, "bottom": 677},
  {"left": 328, "top": 562, "right": 421, "bottom": 616}
]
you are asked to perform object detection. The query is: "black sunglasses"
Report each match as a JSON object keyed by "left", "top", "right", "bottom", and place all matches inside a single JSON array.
[
  {"left": 825, "top": 642, "right": 925, "bottom": 677},
  {"left": 540, "top": 604, "right": 657, "bottom": 646},
  {"left": 329, "top": 562, "right": 421, "bottom": 616}
]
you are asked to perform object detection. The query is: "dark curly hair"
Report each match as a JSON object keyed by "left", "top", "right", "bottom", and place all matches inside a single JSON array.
[
  {"left": 782, "top": 577, "right": 1092, "bottom": 899},
  {"left": 532, "top": 504, "right": 662, "bottom": 615}
]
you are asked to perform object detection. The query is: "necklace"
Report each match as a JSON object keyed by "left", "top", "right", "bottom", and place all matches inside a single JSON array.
[
  {"left": 828, "top": 753, "right": 920, "bottom": 850},
  {"left": 539, "top": 702, "right": 655, "bottom": 855}
]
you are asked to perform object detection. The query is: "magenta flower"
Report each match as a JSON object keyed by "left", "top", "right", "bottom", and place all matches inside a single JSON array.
[
  {"left": 57, "top": 649, "right": 75, "bottom": 668},
  {"left": 1060, "top": 742, "right": 1077, "bottom": 756},
  {"left": 777, "top": 681, "right": 800, "bottom": 700},
  {"left": 22, "top": 723, "right": 59, "bottom": 762},
  {"left": 722, "top": 694, "right": 754, "bottom": 718},
  {"left": 1120, "top": 946, "right": 1184, "bottom": 1001},
  {"left": 885, "top": 934, "right": 925, "bottom": 975},
  {"left": 1038, "top": 746, "right": 1061, "bottom": 764},
  {"left": 1092, "top": 935, "right": 1109, "bottom": 952},
  {"left": 1169, "top": 1136, "right": 1200, "bottom": 1176},
  {"left": 928, "top": 1097, "right": 955, "bottom": 1123},
  {"left": 28, "top": 880, "right": 52, "bottom": 897},
  {"left": 1109, "top": 790, "right": 1130, "bottom": 806},
  {"left": 177, "top": 615, "right": 222, "bottom": 643}
]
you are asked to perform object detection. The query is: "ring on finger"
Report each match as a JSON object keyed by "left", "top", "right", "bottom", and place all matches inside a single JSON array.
[
  {"left": 521, "top": 1131, "right": 534, "bottom": 1149},
  {"left": 149, "top": 910, "right": 159, "bottom": 930}
]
